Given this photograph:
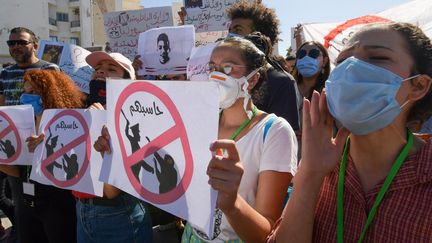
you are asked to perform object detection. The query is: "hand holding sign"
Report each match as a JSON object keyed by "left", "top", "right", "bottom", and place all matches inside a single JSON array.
[
  {"left": 94, "top": 126, "right": 112, "bottom": 155},
  {"left": 207, "top": 140, "right": 244, "bottom": 212}
]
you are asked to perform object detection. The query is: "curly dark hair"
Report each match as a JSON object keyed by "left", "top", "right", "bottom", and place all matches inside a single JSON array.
[
  {"left": 226, "top": 1, "right": 280, "bottom": 45},
  {"left": 23, "top": 70, "right": 85, "bottom": 109}
]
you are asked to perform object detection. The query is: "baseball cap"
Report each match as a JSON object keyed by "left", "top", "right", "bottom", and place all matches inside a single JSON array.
[{"left": 86, "top": 51, "right": 136, "bottom": 80}]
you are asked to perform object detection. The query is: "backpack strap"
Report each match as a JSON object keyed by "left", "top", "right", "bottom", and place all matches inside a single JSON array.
[{"left": 263, "top": 115, "right": 277, "bottom": 143}]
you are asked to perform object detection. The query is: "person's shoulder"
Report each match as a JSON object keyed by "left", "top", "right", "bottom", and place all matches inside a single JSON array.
[
  {"left": 266, "top": 67, "right": 296, "bottom": 85},
  {"left": 35, "top": 60, "right": 60, "bottom": 71}
]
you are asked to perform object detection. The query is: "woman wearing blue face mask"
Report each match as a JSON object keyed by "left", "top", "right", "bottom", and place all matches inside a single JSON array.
[
  {"left": 293, "top": 41, "right": 330, "bottom": 101},
  {"left": 181, "top": 37, "right": 298, "bottom": 243},
  {"left": 0, "top": 69, "right": 85, "bottom": 243},
  {"left": 266, "top": 22, "right": 432, "bottom": 243}
]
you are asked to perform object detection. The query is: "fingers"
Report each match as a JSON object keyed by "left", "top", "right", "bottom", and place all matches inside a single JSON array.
[
  {"left": 88, "top": 102, "right": 104, "bottom": 110},
  {"left": 209, "top": 139, "right": 240, "bottom": 162},
  {"left": 334, "top": 127, "right": 350, "bottom": 152},
  {"left": 26, "top": 134, "right": 45, "bottom": 152},
  {"left": 310, "top": 91, "right": 320, "bottom": 126},
  {"left": 302, "top": 97, "right": 311, "bottom": 129},
  {"left": 94, "top": 126, "right": 111, "bottom": 154}
]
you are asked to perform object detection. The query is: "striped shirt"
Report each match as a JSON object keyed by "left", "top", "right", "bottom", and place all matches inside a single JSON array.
[{"left": 0, "top": 60, "right": 59, "bottom": 105}]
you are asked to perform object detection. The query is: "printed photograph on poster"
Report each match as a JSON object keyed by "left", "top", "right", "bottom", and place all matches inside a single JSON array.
[
  {"left": 184, "top": 0, "right": 203, "bottom": 8},
  {"left": 30, "top": 109, "right": 106, "bottom": 196},
  {"left": 137, "top": 25, "right": 195, "bottom": 76},
  {"left": 100, "top": 79, "right": 219, "bottom": 237},
  {"left": 41, "top": 44, "right": 64, "bottom": 65},
  {"left": 38, "top": 40, "right": 93, "bottom": 93},
  {"left": 0, "top": 105, "right": 35, "bottom": 165}
]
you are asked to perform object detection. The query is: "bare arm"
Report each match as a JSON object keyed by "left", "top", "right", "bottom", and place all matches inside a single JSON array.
[
  {"left": 0, "top": 165, "right": 20, "bottom": 177},
  {"left": 103, "top": 184, "right": 122, "bottom": 199},
  {"left": 0, "top": 95, "right": 5, "bottom": 106}
]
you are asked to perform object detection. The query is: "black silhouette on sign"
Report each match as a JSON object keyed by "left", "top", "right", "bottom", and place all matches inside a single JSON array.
[
  {"left": 45, "top": 128, "right": 62, "bottom": 176},
  {"left": 0, "top": 139, "right": 15, "bottom": 158},
  {"left": 121, "top": 110, "right": 154, "bottom": 182},
  {"left": 157, "top": 33, "right": 171, "bottom": 64},
  {"left": 150, "top": 136, "right": 178, "bottom": 194},
  {"left": 60, "top": 143, "right": 79, "bottom": 180}
]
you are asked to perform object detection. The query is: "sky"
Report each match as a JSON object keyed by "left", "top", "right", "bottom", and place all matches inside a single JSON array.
[{"left": 140, "top": 0, "right": 412, "bottom": 55}]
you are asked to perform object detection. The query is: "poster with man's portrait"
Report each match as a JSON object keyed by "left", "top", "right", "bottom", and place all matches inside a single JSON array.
[
  {"left": 137, "top": 25, "right": 195, "bottom": 76},
  {"left": 41, "top": 44, "right": 64, "bottom": 65}
]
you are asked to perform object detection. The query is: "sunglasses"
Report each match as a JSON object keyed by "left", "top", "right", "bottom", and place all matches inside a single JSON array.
[
  {"left": 206, "top": 62, "right": 247, "bottom": 75},
  {"left": 296, "top": 48, "right": 321, "bottom": 59},
  {"left": 6, "top": 40, "right": 33, "bottom": 47}
]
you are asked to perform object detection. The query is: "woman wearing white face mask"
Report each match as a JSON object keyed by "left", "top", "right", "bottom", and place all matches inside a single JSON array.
[
  {"left": 182, "top": 37, "right": 298, "bottom": 242},
  {"left": 266, "top": 22, "right": 432, "bottom": 243}
]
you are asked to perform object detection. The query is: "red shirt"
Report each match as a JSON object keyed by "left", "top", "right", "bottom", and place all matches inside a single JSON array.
[
  {"left": 72, "top": 191, "right": 97, "bottom": 199},
  {"left": 313, "top": 136, "right": 432, "bottom": 242}
]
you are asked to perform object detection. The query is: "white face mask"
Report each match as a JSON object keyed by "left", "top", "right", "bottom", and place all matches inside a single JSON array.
[{"left": 209, "top": 69, "right": 259, "bottom": 117}]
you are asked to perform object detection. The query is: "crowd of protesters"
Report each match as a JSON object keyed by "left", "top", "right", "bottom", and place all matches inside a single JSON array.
[{"left": 0, "top": 1, "right": 431, "bottom": 243}]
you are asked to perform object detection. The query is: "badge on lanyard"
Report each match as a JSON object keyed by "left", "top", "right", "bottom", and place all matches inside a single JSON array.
[{"left": 23, "top": 182, "right": 35, "bottom": 196}]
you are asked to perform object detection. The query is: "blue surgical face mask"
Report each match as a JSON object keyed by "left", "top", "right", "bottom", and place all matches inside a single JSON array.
[
  {"left": 20, "top": 93, "right": 43, "bottom": 116},
  {"left": 296, "top": 56, "right": 320, "bottom": 77},
  {"left": 325, "top": 57, "right": 419, "bottom": 135}
]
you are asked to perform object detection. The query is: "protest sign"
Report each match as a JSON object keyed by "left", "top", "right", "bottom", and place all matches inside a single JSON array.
[
  {"left": 31, "top": 109, "right": 106, "bottom": 196},
  {"left": 187, "top": 42, "right": 217, "bottom": 81},
  {"left": 104, "top": 7, "right": 174, "bottom": 60},
  {"left": 184, "top": 0, "right": 252, "bottom": 33},
  {"left": 0, "top": 105, "right": 35, "bottom": 165},
  {"left": 137, "top": 25, "right": 195, "bottom": 76},
  {"left": 38, "top": 40, "right": 93, "bottom": 93},
  {"left": 100, "top": 79, "right": 219, "bottom": 237},
  {"left": 195, "top": 30, "right": 227, "bottom": 46}
]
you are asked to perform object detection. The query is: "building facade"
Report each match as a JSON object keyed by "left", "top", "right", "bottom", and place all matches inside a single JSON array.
[{"left": 0, "top": 0, "right": 142, "bottom": 64}]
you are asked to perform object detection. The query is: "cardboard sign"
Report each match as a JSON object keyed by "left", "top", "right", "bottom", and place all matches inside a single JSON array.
[
  {"left": 187, "top": 42, "right": 217, "bottom": 81},
  {"left": 101, "top": 79, "right": 219, "bottom": 237},
  {"left": 38, "top": 41, "right": 93, "bottom": 93},
  {"left": 0, "top": 105, "right": 35, "bottom": 165},
  {"left": 184, "top": 0, "right": 252, "bottom": 33},
  {"left": 31, "top": 109, "right": 106, "bottom": 196},
  {"left": 104, "top": 7, "right": 174, "bottom": 60},
  {"left": 137, "top": 25, "right": 195, "bottom": 76}
]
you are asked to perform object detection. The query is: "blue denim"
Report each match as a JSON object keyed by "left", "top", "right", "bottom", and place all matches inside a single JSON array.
[{"left": 76, "top": 193, "right": 153, "bottom": 243}]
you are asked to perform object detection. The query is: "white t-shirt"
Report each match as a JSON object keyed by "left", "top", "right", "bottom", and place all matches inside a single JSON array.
[{"left": 194, "top": 114, "right": 298, "bottom": 242}]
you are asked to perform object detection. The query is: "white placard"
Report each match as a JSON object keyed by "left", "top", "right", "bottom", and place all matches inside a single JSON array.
[
  {"left": 0, "top": 105, "right": 35, "bottom": 165},
  {"left": 104, "top": 7, "right": 174, "bottom": 60},
  {"left": 100, "top": 79, "right": 219, "bottom": 237},
  {"left": 137, "top": 25, "right": 195, "bottom": 76},
  {"left": 30, "top": 109, "right": 106, "bottom": 196},
  {"left": 38, "top": 40, "right": 93, "bottom": 93},
  {"left": 184, "top": 0, "right": 250, "bottom": 33},
  {"left": 195, "top": 30, "right": 227, "bottom": 46},
  {"left": 187, "top": 42, "right": 217, "bottom": 81}
]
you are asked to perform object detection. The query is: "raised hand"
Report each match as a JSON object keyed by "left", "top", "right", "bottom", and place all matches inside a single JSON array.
[
  {"left": 207, "top": 139, "right": 244, "bottom": 213},
  {"left": 300, "top": 91, "right": 349, "bottom": 177},
  {"left": 93, "top": 125, "right": 111, "bottom": 156}
]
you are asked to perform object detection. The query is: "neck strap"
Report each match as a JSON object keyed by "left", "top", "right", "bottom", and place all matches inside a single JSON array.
[
  {"left": 337, "top": 131, "right": 414, "bottom": 243},
  {"left": 230, "top": 106, "right": 257, "bottom": 140}
]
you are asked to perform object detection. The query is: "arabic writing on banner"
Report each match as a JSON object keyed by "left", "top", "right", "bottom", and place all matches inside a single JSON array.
[
  {"left": 184, "top": 0, "right": 243, "bottom": 33},
  {"left": 31, "top": 109, "right": 106, "bottom": 196},
  {"left": 195, "top": 30, "right": 227, "bottom": 46},
  {"left": 100, "top": 79, "right": 219, "bottom": 237},
  {"left": 104, "top": 7, "right": 174, "bottom": 60},
  {"left": 38, "top": 40, "right": 93, "bottom": 93}
]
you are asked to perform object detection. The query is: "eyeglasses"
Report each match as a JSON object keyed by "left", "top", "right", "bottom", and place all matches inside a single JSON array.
[
  {"left": 6, "top": 39, "right": 33, "bottom": 47},
  {"left": 205, "top": 62, "right": 248, "bottom": 75},
  {"left": 296, "top": 48, "right": 321, "bottom": 59}
]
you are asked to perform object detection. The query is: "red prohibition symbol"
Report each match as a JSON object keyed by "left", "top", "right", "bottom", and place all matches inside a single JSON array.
[
  {"left": 115, "top": 82, "right": 194, "bottom": 205},
  {"left": 41, "top": 110, "right": 91, "bottom": 187},
  {"left": 0, "top": 111, "right": 22, "bottom": 163}
]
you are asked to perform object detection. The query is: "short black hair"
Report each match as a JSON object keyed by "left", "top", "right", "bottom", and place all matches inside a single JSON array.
[
  {"left": 157, "top": 33, "right": 170, "bottom": 46},
  {"left": 10, "top": 27, "right": 38, "bottom": 43},
  {"left": 227, "top": 1, "right": 280, "bottom": 45}
]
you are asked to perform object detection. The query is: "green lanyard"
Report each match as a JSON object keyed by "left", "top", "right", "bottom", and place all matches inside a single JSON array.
[
  {"left": 229, "top": 106, "right": 257, "bottom": 140},
  {"left": 337, "top": 131, "right": 413, "bottom": 243}
]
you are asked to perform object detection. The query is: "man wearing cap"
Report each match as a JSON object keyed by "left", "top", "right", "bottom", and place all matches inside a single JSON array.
[{"left": 75, "top": 51, "right": 153, "bottom": 242}]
